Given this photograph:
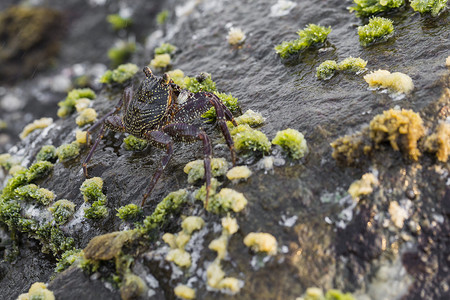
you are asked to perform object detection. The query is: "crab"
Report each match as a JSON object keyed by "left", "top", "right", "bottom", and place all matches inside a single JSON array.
[{"left": 83, "top": 67, "right": 237, "bottom": 206}]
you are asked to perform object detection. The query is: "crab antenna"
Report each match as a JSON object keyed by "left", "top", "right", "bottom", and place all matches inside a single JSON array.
[{"left": 143, "top": 66, "right": 152, "bottom": 77}]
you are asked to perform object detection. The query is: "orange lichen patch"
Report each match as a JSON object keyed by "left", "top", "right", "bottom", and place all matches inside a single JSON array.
[
  {"left": 424, "top": 122, "right": 450, "bottom": 162},
  {"left": 369, "top": 109, "right": 425, "bottom": 160}
]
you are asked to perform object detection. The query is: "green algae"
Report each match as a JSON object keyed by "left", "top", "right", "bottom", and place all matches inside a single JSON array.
[
  {"left": 410, "top": 0, "right": 448, "bottom": 16},
  {"left": 100, "top": 63, "right": 139, "bottom": 84},
  {"left": 316, "top": 60, "right": 338, "bottom": 80},
  {"left": 272, "top": 128, "right": 309, "bottom": 159},
  {"left": 123, "top": 135, "right": 148, "bottom": 151},
  {"left": 57, "top": 88, "right": 97, "bottom": 118},
  {"left": 149, "top": 54, "right": 171, "bottom": 69},
  {"left": 230, "top": 124, "right": 271, "bottom": 154},
  {"left": 36, "top": 222, "right": 75, "bottom": 254},
  {"left": 55, "top": 248, "right": 83, "bottom": 273},
  {"left": 154, "top": 43, "right": 177, "bottom": 55},
  {"left": 49, "top": 200, "right": 76, "bottom": 225},
  {"left": 358, "top": 17, "right": 394, "bottom": 46},
  {"left": 26, "top": 161, "right": 54, "bottom": 182},
  {"left": 36, "top": 145, "right": 57, "bottom": 162},
  {"left": 337, "top": 57, "right": 367, "bottom": 72},
  {"left": 108, "top": 41, "right": 136, "bottom": 67},
  {"left": 116, "top": 204, "right": 143, "bottom": 222},
  {"left": 349, "top": 0, "right": 405, "bottom": 18},
  {"left": 84, "top": 198, "right": 108, "bottom": 219},
  {"left": 80, "top": 177, "right": 106, "bottom": 203},
  {"left": 234, "top": 109, "right": 264, "bottom": 127},
  {"left": 157, "top": 10, "right": 169, "bottom": 25},
  {"left": 14, "top": 184, "right": 55, "bottom": 205},
  {"left": 56, "top": 142, "right": 80, "bottom": 162},
  {"left": 107, "top": 14, "right": 132, "bottom": 31},
  {"left": 183, "top": 158, "right": 229, "bottom": 184},
  {"left": 275, "top": 24, "right": 332, "bottom": 59}
]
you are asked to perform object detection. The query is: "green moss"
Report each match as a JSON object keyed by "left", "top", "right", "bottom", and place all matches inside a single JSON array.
[
  {"left": 358, "top": 17, "right": 394, "bottom": 46},
  {"left": 0, "top": 198, "right": 22, "bottom": 229},
  {"left": 275, "top": 24, "right": 331, "bottom": 59},
  {"left": 155, "top": 43, "right": 177, "bottom": 55},
  {"left": 123, "top": 135, "right": 148, "bottom": 151},
  {"left": 349, "top": 0, "right": 405, "bottom": 17},
  {"left": 56, "top": 142, "right": 80, "bottom": 162},
  {"left": 36, "top": 222, "right": 75, "bottom": 254},
  {"left": 0, "top": 153, "right": 14, "bottom": 170},
  {"left": 316, "top": 60, "right": 338, "bottom": 80},
  {"left": 149, "top": 53, "right": 171, "bottom": 69},
  {"left": 139, "top": 189, "right": 188, "bottom": 233},
  {"left": 230, "top": 124, "right": 271, "bottom": 154},
  {"left": 80, "top": 177, "right": 106, "bottom": 203},
  {"left": 36, "top": 145, "right": 57, "bottom": 162},
  {"left": 116, "top": 204, "right": 143, "bottom": 221},
  {"left": 26, "top": 161, "right": 54, "bottom": 182},
  {"left": 181, "top": 73, "right": 217, "bottom": 93},
  {"left": 84, "top": 198, "right": 109, "bottom": 219},
  {"left": 272, "top": 128, "right": 309, "bottom": 159},
  {"left": 337, "top": 57, "right": 367, "bottom": 72},
  {"left": 108, "top": 41, "right": 136, "bottom": 67},
  {"left": 14, "top": 184, "right": 55, "bottom": 205},
  {"left": 157, "top": 10, "right": 169, "bottom": 25},
  {"left": 100, "top": 63, "right": 139, "bottom": 84},
  {"left": 183, "top": 158, "right": 229, "bottom": 184},
  {"left": 325, "top": 289, "right": 355, "bottom": 300},
  {"left": 57, "top": 88, "right": 96, "bottom": 118},
  {"left": 410, "top": 0, "right": 448, "bottom": 16},
  {"left": 107, "top": 14, "right": 132, "bottom": 31},
  {"left": 55, "top": 248, "right": 83, "bottom": 273},
  {"left": 49, "top": 199, "right": 76, "bottom": 224}
]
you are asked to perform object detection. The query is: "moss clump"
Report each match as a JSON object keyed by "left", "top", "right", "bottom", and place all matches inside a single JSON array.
[
  {"left": 107, "top": 14, "right": 132, "bottom": 31},
  {"left": 149, "top": 53, "right": 171, "bottom": 69},
  {"left": 423, "top": 122, "right": 450, "bottom": 162},
  {"left": 49, "top": 199, "right": 76, "bottom": 224},
  {"left": 234, "top": 109, "right": 264, "bottom": 127},
  {"left": 19, "top": 117, "right": 53, "bottom": 139},
  {"left": 337, "top": 57, "right": 368, "bottom": 72},
  {"left": 56, "top": 142, "right": 80, "bottom": 162},
  {"left": 331, "top": 130, "right": 372, "bottom": 165},
  {"left": 116, "top": 204, "right": 143, "bottom": 221},
  {"left": 80, "top": 177, "right": 106, "bottom": 203},
  {"left": 123, "top": 135, "right": 148, "bottom": 151},
  {"left": 36, "top": 145, "right": 57, "bottom": 162},
  {"left": 75, "top": 108, "right": 97, "bottom": 127},
  {"left": 364, "top": 69, "right": 414, "bottom": 94},
  {"left": 17, "top": 282, "right": 56, "bottom": 300},
  {"left": 0, "top": 153, "right": 13, "bottom": 170},
  {"left": 410, "top": 0, "right": 448, "bottom": 16},
  {"left": 57, "top": 88, "right": 96, "bottom": 118},
  {"left": 100, "top": 63, "right": 139, "bottom": 84},
  {"left": 36, "top": 222, "right": 75, "bottom": 254},
  {"left": 316, "top": 60, "right": 338, "bottom": 80},
  {"left": 140, "top": 189, "right": 188, "bottom": 232},
  {"left": 120, "top": 271, "right": 148, "bottom": 300},
  {"left": 231, "top": 124, "right": 271, "bottom": 154},
  {"left": 243, "top": 232, "right": 278, "bottom": 255},
  {"left": 349, "top": 0, "right": 405, "bottom": 17},
  {"left": 272, "top": 128, "right": 309, "bottom": 159},
  {"left": 84, "top": 198, "right": 108, "bottom": 219},
  {"left": 274, "top": 24, "right": 331, "bottom": 59},
  {"left": 369, "top": 109, "right": 425, "bottom": 160},
  {"left": 297, "top": 287, "right": 355, "bottom": 300},
  {"left": 156, "top": 10, "right": 169, "bottom": 25},
  {"left": 183, "top": 158, "right": 229, "bottom": 184},
  {"left": 84, "top": 230, "right": 138, "bottom": 261},
  {"left": 358, "top": 17, "right": 394, "bottom": 46},
  {"left": 26, "top": 161, "right": 54, "bottom": 182},
  {"left": 108, "top": 41, "right": 136, "bottom": 67},
  {"left": 154, "top": 43, "right": 177, "bottom": 55},
  {"left": 15, "top": 184, "right": 55, "bottom": 205},
  {"left": 55, "top": 248, "right": 83, "bottom": 273}
]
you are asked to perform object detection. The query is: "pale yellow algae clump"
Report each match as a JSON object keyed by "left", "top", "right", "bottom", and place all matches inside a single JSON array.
[
  {"left": 348, "top": 173, "right": 379, "bottom": 201},
  {"left": 272, "top": 128, "right": 308, "bottom": 159},
  {"left": 174, "top": 285, "right": 196, "bottom": 300},
  {"left": 207, "top": 217, "right": 242, "bottom": 294},
  {"left": 184, "top": 158, "right": 229, "bottom": 183},
  {"left": 424, "top": 122, "right": 450, "bottom": 162},
  {"left": 227, "top": 27, "right": 246, "bottom": 45},
  {"left": 364, "top": 69, "right": 414, "bottom": 94},
  {"left": 216, "top": 188, "right": 248, "bottom": 213},
  {"left": 19, "top": 117, "right": 53, "bottom": 139},
  {"left": 17, "top": 282, "right": 55, "bottom": 300},
  {"left": 75, "top": 98, "right": 91, "bottom": 112},
  {"left": 76, "top": 108, "right": 98, "bottom": 127},
  {"left": 75, "top": 130, "right": 88, "bottom": 144},
  {"left": 226, "top": 166, "right": 252, "bottom": 181},
  {"left": 234, "top": 109, "right": 264, "bottom": 127},
  {"left": 446, "top": 56, "right": 450, "bottom": 67},
  {"left": 163, "top": 216, "right": 205, "bottom": 268},
  {"left": 243, "top": 232, "right": 278, "bottom": 255},
  {"left": 150, "top": 53, "right": 171, "bottom": 69}
]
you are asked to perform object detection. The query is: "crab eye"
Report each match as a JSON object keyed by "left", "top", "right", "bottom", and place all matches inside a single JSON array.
[
  {"left": 162, "top": 73, "right": 170, "bottom": 84},
  {"left": 143, "top": 67, "right": 153, "bottom": 78}
]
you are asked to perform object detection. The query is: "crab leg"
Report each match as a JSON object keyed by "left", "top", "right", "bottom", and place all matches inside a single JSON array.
[{"left": 83, "top": 124, "right": 106, "bottom": 177}]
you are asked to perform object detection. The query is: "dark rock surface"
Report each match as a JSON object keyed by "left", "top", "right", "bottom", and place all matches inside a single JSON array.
[{"left": 0, "top": 0, "right": 449, "bottom": 299}]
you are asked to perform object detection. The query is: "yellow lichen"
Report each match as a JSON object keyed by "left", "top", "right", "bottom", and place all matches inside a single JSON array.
[
  {"left": 364, "top": 69, "right": 414, "bottom": 94},
  {"left": 226, "top": 166, "right": 252, "bottom": 181},
  {"left": 75, "top": 130, "right": 88, "bottom": 144},
  {"left": 209, "top": 235, "right": 229, "bottom": 260},
  {"left": 150, "top": 53, "right": 171, "bottom": 69},
  {"left": 243, "top": 232, "right": 277, "bottom": 255},
  {"left": 75, "top": 108, "right": 97, "bottom": 127},
  {"left": 120, "top": 272, "right": 148, "bottom": 300},
  {"left": 215, "top": 188, "right": 248, "bottom": 213},
  {"left": 234, "top": 109, "right": 264, "bottom": 127},
  {"left": 222, "top": 216, "right": 239, "bottom": 235},
  {"left": 369, "top": 109, "right": 425, "bottom": 160},
  {"left": 174, "top": 285, "right": 196, "bottom": 300},
  {"left": 181, "top": 216, "right": 205, "bottom": 235},
  {"left": 166, "top": 248, "right": 191, "bottom": 268},
  {"left": 9, "top": 165, "right": 26, "bottom": 175},
  {"left": 17, "top": 282, "right": 55, "bottom": 300},
  {"left": 446, "top": 56, "right": 450, "bottom": 68},
  {"left": 19, "top": 117, "right": 53, "bottom": 139},
  {"left": 206, "top": 259, "right": 226, "bottom": 288},
  {"left": 348, "top": 173, "right": 379, "bottom": 201},
  {"left": 75, "top": 98, "right": 91, "bottom": 112},
  {"left": 424, "top": 123, "right": 450, "bottom": 162}
]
